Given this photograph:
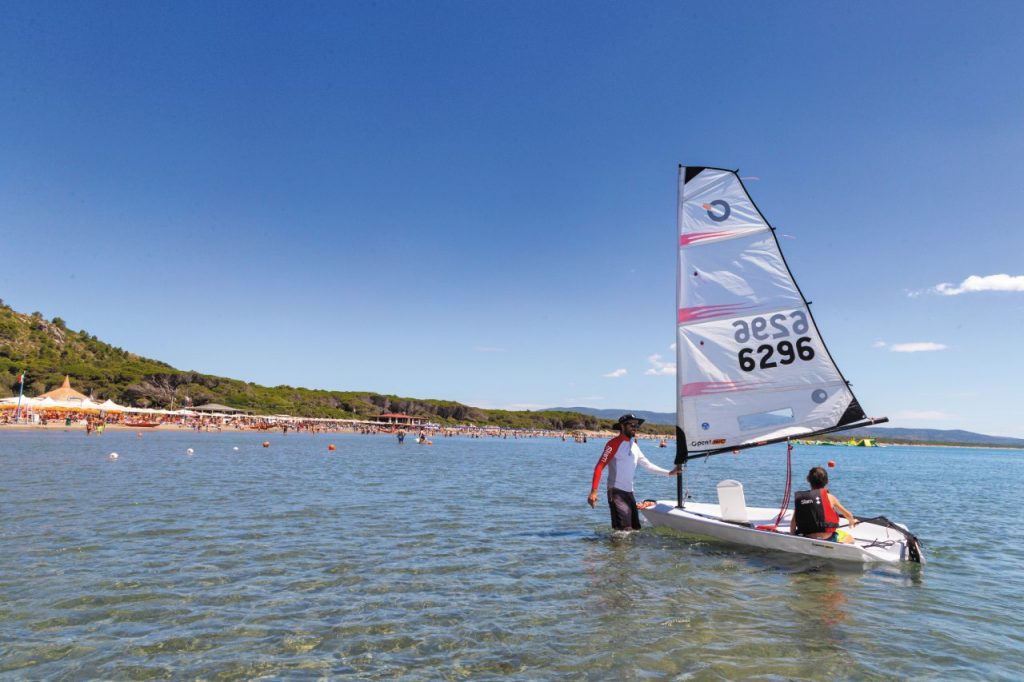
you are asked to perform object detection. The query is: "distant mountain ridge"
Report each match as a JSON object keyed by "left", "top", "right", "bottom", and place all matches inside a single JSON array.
[
  {"left": 550, "top": 407, "right": 1024, "bottom": 448},
  {"left": 551, "top": 407, "right": 676, "bottom": 426}
]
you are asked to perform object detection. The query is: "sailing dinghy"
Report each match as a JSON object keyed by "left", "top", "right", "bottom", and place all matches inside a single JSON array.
[{"left": 639, "top": 166, "right": 923, "bottom": 564}]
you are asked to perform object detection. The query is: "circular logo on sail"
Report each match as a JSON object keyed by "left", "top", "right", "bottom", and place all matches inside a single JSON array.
[
  {"left": 811, "top": 389, "right": 828, "bottom": 404},
  {"left": 701, "top": 422, "right": 710, "bottom": 430},
  {"left": 704, "top": 200, "right": 731, "bottom": 222}
]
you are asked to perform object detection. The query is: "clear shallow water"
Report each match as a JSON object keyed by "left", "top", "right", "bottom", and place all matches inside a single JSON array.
[{"left": 1, "top": 431, "right": 1022, "bottom": 680}]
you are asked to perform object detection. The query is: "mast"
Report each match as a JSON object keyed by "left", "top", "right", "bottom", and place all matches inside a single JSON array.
[
  {"left": 674, "top": 167, "right": 688, "bottom": 507},
  {"left": 674, "top": 425, "right": 688, "bottom": 507}
]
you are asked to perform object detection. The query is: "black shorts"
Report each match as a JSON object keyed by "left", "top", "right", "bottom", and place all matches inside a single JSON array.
[{"left": 607, "top": 488, "right": 641, "bottom": 530}]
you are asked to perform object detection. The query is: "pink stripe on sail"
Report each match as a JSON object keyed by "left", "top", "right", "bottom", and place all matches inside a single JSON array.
[
  {"left": 680, "top": 231, "right": 731, "bottom": 246},
  {"left": 678, "top": 303, "right": 755, "bottom": 323},
  {"left": 680, "top": 381, "right": 766, "bottom": 397}
]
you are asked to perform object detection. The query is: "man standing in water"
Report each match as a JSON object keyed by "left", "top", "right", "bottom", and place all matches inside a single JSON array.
[{"left": 587, "top": 414, "right": 680, "bottom": 530}]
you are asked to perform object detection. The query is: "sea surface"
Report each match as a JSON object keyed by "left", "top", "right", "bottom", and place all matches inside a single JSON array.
[{"left": 1, "top": 430, "right": 1022, "bottom": 680}]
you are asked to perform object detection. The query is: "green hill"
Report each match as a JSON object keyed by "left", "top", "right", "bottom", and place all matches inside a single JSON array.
[{"left": 0, "top": 301, "right": 665, "bottom": 432}]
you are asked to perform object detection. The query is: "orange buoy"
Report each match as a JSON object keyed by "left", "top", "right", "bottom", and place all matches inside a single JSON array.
[
  {"left": 827, "top": 460, "right": 836, "bottom": 468},
  {"left": 327, "top": 444, "right": 336, "bottom": 451},
  {"left": 262, "top": 441, "right": 270, "bottom": 448}
]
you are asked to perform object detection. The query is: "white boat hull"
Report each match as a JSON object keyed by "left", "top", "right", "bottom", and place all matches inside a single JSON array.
[{"left": 640, "top": 501, "right": 922, "bottom": 564}]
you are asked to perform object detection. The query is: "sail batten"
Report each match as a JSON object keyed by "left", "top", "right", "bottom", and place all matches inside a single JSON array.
[{"left": 676, "top": 166, "right": 870, "bottom": 457}]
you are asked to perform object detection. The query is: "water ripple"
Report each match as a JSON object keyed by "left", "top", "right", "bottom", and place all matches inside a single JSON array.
[{"left": 1, "top": 434, "right": 1022, "bottom": 679}]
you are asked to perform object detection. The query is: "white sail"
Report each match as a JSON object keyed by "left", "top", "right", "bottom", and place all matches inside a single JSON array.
[{"left": 676, "top": 167, "right": 866, "bottom": 456}]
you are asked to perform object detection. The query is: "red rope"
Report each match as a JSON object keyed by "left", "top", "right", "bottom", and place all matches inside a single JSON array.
[{"left": 755, "top": 440, "right": 793, "bottom": 532}]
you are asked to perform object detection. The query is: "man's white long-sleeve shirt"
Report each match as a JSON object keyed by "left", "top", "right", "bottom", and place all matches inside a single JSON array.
[{"left": 591, "top": 433, "right": 672, "bottom": 493}]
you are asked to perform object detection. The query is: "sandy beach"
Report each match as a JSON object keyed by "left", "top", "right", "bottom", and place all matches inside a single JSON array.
[{"left": 0, "top": 420, "right": 639, "bottom": 442}]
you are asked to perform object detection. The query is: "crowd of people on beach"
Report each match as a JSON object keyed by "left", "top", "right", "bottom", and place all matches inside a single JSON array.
[{"left": 0, "top": 406, "right": 672, "bottom": 442}]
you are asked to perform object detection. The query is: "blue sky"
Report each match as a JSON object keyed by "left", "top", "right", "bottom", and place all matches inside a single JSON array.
[{"left": 2, "top": 1, "right": 1023, "bottom": 437}]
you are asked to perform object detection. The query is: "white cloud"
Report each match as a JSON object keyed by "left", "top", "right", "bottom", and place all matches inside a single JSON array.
[
  {"left": 669, "top": 343, "right": 677, "bottom": 351},
  {"left": 889, "top": 342, "right": 948, "bottom": 353},
  {"left": 892, "top": 410, "right": 954, "bottom": 421},
  {"left": 872, "top": 340, "right": 888, "bottom": 349},
  {"left": 933, "top": 274, "right": 1024, "bottom": 296},
  {"left": 604, "top": 368, "right": 627, "bottom": 378},
  {"left": 644, "top": 354, "right": 676, "bottom": 376}
]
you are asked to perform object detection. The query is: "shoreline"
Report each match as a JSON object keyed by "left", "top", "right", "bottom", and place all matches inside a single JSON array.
[
  {"left": 0, "top": 421, "right": 627, "bottom": 440},
  {"left": 0, "top": 422, "right": 251, "bottom": 433},
  {"left": 0, "top": 423, "right": 1020, "bottom": 450}
]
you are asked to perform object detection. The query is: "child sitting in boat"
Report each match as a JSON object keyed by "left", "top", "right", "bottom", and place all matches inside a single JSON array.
[{"left": 790, "top": 466, "right": 857, "bottom": 543}]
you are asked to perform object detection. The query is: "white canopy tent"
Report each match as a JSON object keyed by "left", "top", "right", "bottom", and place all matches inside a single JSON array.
[{"left": 0, "top": 396, "right": 40, "bottom": 409}]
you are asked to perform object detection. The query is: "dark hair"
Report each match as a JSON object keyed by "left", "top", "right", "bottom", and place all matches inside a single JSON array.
[{"left": 806, "top": 466, "right": 829, "bottom": 489}]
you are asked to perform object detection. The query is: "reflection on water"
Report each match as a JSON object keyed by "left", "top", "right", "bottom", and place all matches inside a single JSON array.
[
  {"left": 788, "top": 568, "right": 850, "bottom": 631},
  {"left": 0, "top": 432, "right": 1021, "bottom": 679}
]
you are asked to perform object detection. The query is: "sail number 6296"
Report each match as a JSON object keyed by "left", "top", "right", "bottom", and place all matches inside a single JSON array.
[
  {"left": 738, "top": 337, "right": 815, "bottom": 371},
  {"left": 733, "top": 311, "right": 815, "bottom": 371},
  {"left": 732, "top": 311, "right": 809, "bottom": 342}
]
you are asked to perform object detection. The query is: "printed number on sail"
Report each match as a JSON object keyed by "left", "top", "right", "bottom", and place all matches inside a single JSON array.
[
  {"left": 734, "top": 311, "right": 815, "bottom": 372},
  {"left": 732, "top": 311, "right": 809, "bottom": 342},
  {"left": 737, "top": 338, "right": 814, "bottom": 371}
]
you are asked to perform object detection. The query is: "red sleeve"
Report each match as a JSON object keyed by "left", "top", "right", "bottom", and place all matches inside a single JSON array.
[{"left": 591, "top": 435, "right": 623, "bottom": 491}]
